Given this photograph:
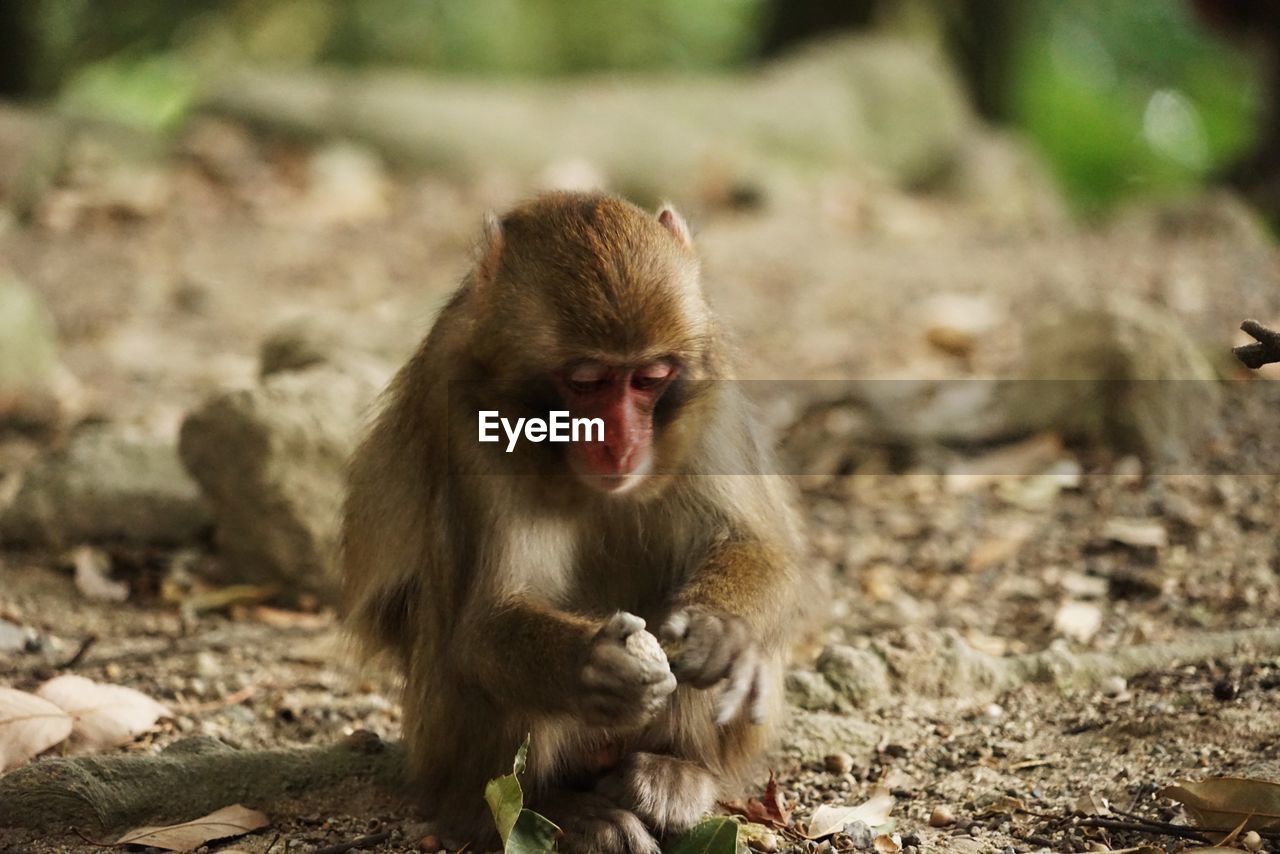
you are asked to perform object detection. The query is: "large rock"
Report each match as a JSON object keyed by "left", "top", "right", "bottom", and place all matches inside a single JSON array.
[
  {"left": 202, "top": 34, "right": 970, "bottom": 204},
  {"left": 0, "top": 276, "right": 78, "bottom": 432},
  {"left": 177, "top": 361, "right": 388, "bottom": 601},
  {"left": 1010, "top": 298, "right": 1222, "bottom": 464},
  {"left": 0, "top": 426, "right": 211, "bottom": 546}
]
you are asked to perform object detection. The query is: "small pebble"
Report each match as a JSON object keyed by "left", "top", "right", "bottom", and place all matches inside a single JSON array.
[
  {"left": 1243, "top": 830, "right": 1263, "bottom": 851},
  {"left": 824, "top": 751, "right": 854, "bottom": 774},
  {"left": 1100, "top": 675, "right": 1127, "bottom": 697},
  {"left": 983, "top": 703, "right": 1004, "bottom": 722},
  {"left": 928, "top": 805, "right": 955, "bottom": 827},
  {"left": 747, "top": 831, "right": 778, "bottom": 852},
  {"left": 104, "top": 662, "right": 123, "bottom": 680},
  {"left": 1086, "top": 844, "right": 1109, "bottom": 852}
]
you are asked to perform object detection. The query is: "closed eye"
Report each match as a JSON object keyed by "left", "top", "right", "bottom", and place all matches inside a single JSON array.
[
  {"left": 631, "top": 361, "right": 677, "bottom": 391},
  {"left": 566, "top": 362, "right": 608, "bottom": 394}
]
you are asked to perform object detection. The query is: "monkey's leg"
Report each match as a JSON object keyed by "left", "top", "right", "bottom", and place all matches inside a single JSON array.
[
  {"left": 536, "top": 789, "right": 661, "bottom": 854},
  {"left": 597, "top": 750, "right": 719, "bottom": 837}
]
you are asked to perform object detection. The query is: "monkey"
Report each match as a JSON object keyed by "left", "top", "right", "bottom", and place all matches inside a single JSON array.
[{"left": 340, "top": 191, "right": 803, "bottom": 853}]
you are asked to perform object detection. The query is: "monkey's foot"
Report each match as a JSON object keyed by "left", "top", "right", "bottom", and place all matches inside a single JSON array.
[
  {"left": 598, "top": 751, "right": 717, "bottom": 836},
  {"left": 538, "top": 791, "right": 661, "bottom": 854}
]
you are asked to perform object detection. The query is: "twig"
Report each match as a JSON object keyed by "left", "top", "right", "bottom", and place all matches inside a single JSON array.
[
  {"left": 69, "top": 827, "right": 112, "bottom": 847},
  {"left": 1077, "top": 816, "right": 1209, "bottom": 843},
  {"left": 312, "top": 830, "right": 391, "bottom": 854},
  {"left": 59, "top": 635, "right": 97, "bottom": 669},
  {"left": 1234, "top": 319, "right": 1280, "bottom": 369}
]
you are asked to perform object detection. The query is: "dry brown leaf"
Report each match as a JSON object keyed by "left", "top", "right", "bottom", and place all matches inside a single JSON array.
[
  {"left": 182, "top": 583, "right": 280, "bottom": 614},
  {"left": 250, "top": 605, "right": 333, "bottom": 630},
  {"left": 71, "top": 545, "right": 129, "bottom": 603},
  {"left": 36, "top": 674, "right": 170, "bottom": 752},
  {"left": 0, "top": 687, "right": 73, "bottom": 771},
  {"left": 1072, "top": 793, "right": 1110, "bottom": 816},
  {"left": 1161, "top": 777, "right": 1280, "bottom": 833},
  {"left": 116, "top": 803, "right": 268, "bottom": 851},
  {"left": 720, "top": 770, "right": 792, "bottom": 829},
  {"left": 873, "top": 833, "right": 902, "bottom": 853},
  {"left": 804, "top": 788, "right": 895, "bottom": 839}
]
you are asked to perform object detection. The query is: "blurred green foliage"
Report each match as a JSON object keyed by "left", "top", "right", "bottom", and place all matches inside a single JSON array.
[
  {"left": 10, "top": 0, "right": 1268, "bottom": 214},
  {"left": 1010, "top": 1, "right": 1260, "bottom": 214}
]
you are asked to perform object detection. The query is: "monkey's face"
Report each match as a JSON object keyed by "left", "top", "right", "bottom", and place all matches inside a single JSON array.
[{"left": 555, "top": 357, "right": 680, "bottom": 495}]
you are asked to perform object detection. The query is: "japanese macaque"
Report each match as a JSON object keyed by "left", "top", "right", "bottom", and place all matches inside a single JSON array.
[{"left": 341, "top": 192, "right": 803, "bottom": 852}]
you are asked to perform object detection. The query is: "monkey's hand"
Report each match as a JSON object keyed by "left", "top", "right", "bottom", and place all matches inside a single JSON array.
[
  {"left": 579, "top": 612, "right": 677, "bottom": 729},
  {"left": 660, "top": 605, "right": 766, "bottom": 726}
]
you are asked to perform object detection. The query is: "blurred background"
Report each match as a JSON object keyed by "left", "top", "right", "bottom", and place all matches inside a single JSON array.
[
  {"left": 5, "top": 4, "right": 1280, "bottom": 851},
  {"left": 1, "top": 0, "right": 1277, "bottom": 217}
]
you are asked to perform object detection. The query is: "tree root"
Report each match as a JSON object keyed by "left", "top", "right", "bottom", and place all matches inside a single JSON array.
[{"left": 0, "top": 730, "right": 406, "bottom": 833}]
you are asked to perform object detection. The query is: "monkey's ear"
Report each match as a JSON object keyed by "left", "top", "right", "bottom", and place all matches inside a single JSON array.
[
  {"left": 657, "top": 203, "right": 693, "bottom": 250},
  {"left": 474, "top": 211, "right": 505, "bottom": 291}
]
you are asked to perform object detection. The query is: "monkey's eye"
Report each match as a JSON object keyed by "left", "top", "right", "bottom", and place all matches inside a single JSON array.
[
  {"left": 631, "top": 361, "right": 677, "bottom": 391},
  {"left": 565, "top": 362, "right": 609, "bottom": 394}
]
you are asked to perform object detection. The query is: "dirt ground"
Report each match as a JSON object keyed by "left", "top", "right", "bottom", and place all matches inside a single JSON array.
[{"left": 2, "top": 116, "right": 1280, "bottom": 853}]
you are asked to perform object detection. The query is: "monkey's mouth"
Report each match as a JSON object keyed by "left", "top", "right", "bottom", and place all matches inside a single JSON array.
[{"left": 574, "top": 453, "right": 653, "bottom": 495}]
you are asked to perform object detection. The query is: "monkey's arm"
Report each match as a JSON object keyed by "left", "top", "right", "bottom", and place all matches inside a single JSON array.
[
  {"left": 457, "top": 598, "right": 676, "bottom": 725},
  {"left": 672, "top": 535, "right": 794, "bottom": 641},
  {"left": 662, "top": 534, "right": 795, "bottom": 724}
]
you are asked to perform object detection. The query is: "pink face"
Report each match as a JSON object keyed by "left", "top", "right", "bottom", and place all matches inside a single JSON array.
[{"left": 556, "top": 359, "right": 680, "bottom": 494}]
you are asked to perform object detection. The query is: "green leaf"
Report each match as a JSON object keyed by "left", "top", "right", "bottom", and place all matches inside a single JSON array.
[
  {"left": 664, "top": 816, "right": 740, "bottom": 854},
  {"left": 506, "top": 808, "right": 561, "bottom": 854},
  {"left": 484, "top": 736, "right": 560, "bottom": 853}
]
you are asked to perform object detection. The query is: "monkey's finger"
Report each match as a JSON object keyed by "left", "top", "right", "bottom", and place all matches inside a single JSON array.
[
  {"left": 659, "top": 609, "right": 690, "bottom": 644},
  {"left": 602, "top": 611, "right": 646, "bottom": 640},
  {"left": 715, "top": 648, "right": 758, "bottom": 726}
]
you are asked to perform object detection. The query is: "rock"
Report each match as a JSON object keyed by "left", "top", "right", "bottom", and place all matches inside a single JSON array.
[
  {"left": 823, "top": 751, "right": 855, "bottom": 774},
  {"left": 920, "top": 293, "right": 1004, "bottom": 359},
  {"left": 1100, "top": 675, "right": 1128, "bottom": 698},
  {"left": 178, "top": 363, "right": 388, "bottom": 601},
  {"left": 943, "top": 130, "right": 1069, "bottom": 236},
  {"left": 0, "top": 426, "right": 210, "bottom": 546},
  {"left": 305, "top": 142, "right": 390, "bottom": 226},
  {"left": 815, "top": 644, "right": 891, "bottom": 708},
  {"left": 928, "top": 805, "right": 955, "bottom": 827},
  {"left": 786, "top": 669, "right": 840, "bottom": 711},
  {"left": 1009, "top": 298, "right": 1221, "bottom": 464},
  {"left": 0, "top": 275, "right": 79, "bottom": 432}
]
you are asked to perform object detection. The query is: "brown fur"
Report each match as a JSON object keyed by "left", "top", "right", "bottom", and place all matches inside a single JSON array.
[{"left": 341, "top": 192, "right": 803, "bottom": 849}]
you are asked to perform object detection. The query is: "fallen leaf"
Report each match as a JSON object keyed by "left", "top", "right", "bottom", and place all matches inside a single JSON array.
[
  {"left": 966, "top": 520, "right": 1036, "bottom": 571},
  {"left": 0, "top": 687, "right": 73, "bottom": 771},
  {"left": 874, "top": 833, "right": 902, "bottom": 853},
  {"left": 116, "top": 804, "right": 268, "bottom": 851},
  {"left": 485, "top": 737, "right": 560, "bottom": 853},
  {"left": 804, "top": 788, "right": 895, "bottom": 839},
  {"left": 1160, "top": 777, "right": 1280, "bottom": 833},
  {"left": 36, "top": 674, "right": 170, "bottom": 751},
  {"left": 945, "top": 433, "right": 1067, "bottom": 493},
  {"left": 1072, "top": 793, "right": 1110, "bottom": 816},
  {"left": 721, "top": 771, "right": 793, "bottom": 829},
  {"left": 71, "top": 545, "right": 128, "bottom": 603},
  {"left": 1102, "top": 519, "right": 1168, "bottom": 550},
  {"left": 181, "top": 583, "right": 280, "bottom": 615},
  {"left": 251, "top": 605, "right": 333, "bottom": 630},
  {"left": 665, "top": 816, "right": 739, "bottom": 854}
]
